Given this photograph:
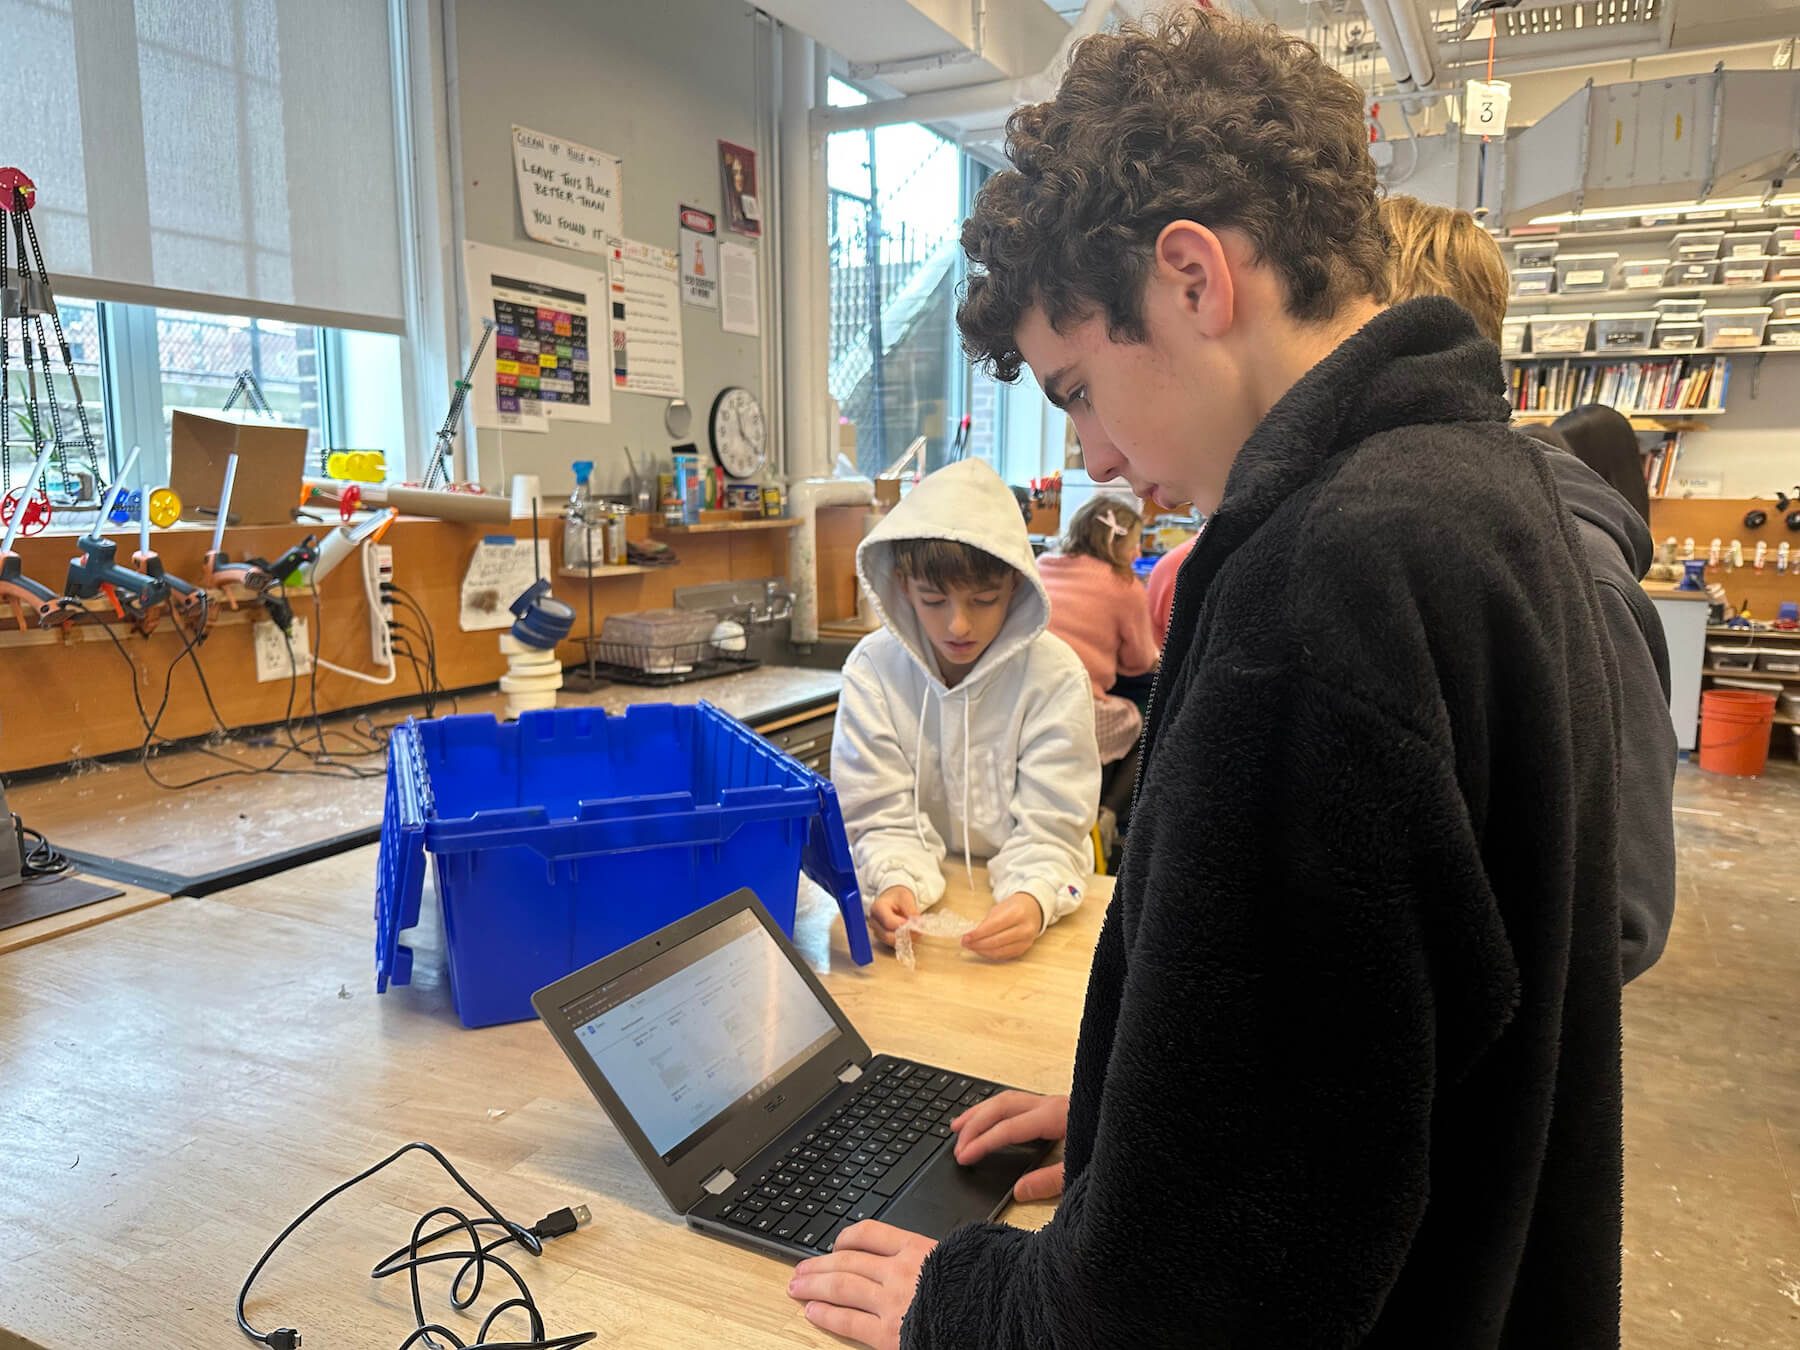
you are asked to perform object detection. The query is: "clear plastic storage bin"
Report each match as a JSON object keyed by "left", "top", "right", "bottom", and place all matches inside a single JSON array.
[
  {"left": 1654, "top": 297, "right": 1707, "bottom": 317},
  {"left": 1512, "top": 239, "right": 1559, "bottom": 269},
  {"left": 1765, "top": 318, "right": 1800, "bottom": 347},
  {"left": 1672, "top": 230, "right": 1725, "bottom": 260},
  {"left": 1528, "top": 314, "right": 1591, "bottom": 353},
  {"left": 1555, "top": 253, "right": 1618, "bottom": 292},
  {"left": 598, "top": 608, "right": 724, "bottom": 673},
  {"left": 1654, "top": 319, "right": 1704, "bottom": 349},
  {"left": 1708, "top": 643, "right": 1759, "bottom": 671},
  {"left": 1511, "top": 266, "right": 1556, "bottom": 297},
  {"left": 1621, "top": 259, "right": 1670, "bottom": 289},
  {"left": 1665, "top": 260, "right": 1718, "bottom": 286},
  {"left": 1593, "top": 313, "right": 1658, "bottom": 351},
  {"left": 1723, "top": 231, "right": 1771, "bottom": 258},
  {"left": 1720, "top": 258, "right": 1770, "bottom": 286},
  {"left": 1768, "top": 293, "right": 1800, "bottom": 319},
  {"left": 1768, "top": 258, "right": 1800, "bottom": 284},
  {"left": 1500, "top": 317, "right": 1529, "bottom": 356},
  {"left": 1701, "top": 307, "right": 1771, "bottom": 348},
  {"left": 1759, "top": 650, "right": 1800, "bottom": 674},
  {"left": 1770, "top": 226, "right": 1800, "bottom": 256}
]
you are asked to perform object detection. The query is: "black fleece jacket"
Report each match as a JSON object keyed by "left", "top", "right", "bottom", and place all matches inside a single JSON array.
[{"left": 903, "top": 298, "right": 1624, "bottom": 1348}]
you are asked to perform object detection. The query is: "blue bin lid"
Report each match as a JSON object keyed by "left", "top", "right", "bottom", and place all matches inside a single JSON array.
[{"left": 373, "top": 720, "right": 433, "bottom": 992}]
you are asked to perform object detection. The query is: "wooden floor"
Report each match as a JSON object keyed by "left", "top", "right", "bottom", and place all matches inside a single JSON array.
[
  {"left": 0, "top": 760, "right": 1795, "bottom": 1345},
  {"left": 3, "top": 665, "right": 842, "bottom": 889},
  {"left": 1621, "top": 759, "right": 1800, "bottom": 1348}
]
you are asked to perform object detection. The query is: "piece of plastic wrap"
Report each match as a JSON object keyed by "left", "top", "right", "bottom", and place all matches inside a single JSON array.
[{"left": 893, "top": 910, "right": 979, "bottom": 970}]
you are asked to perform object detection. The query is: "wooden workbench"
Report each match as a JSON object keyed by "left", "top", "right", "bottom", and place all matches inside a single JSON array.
[{"left": 0, "top": 847, "right": 1108, "bottom": 1349}]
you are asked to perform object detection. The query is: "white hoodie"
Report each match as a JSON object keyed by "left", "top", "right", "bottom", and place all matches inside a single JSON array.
[{"left": 830, "top": 459, "right": 1100, "bottom": 931}]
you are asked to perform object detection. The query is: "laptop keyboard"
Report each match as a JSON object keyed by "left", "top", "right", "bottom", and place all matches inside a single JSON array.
[{"left": 702, "top": 1059, "right": 996, "bottom": 1253}]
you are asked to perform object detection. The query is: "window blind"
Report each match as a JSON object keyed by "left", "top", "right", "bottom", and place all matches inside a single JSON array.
[{"left": 4, "top": 0, "right": 405, "bottom": 335}]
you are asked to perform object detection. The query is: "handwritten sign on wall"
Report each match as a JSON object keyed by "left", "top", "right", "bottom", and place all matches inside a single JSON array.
[{"left": 512, "top": 125, "right": 622, "bottom": 256}]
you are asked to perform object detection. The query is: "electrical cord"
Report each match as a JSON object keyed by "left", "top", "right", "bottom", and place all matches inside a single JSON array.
[
  {"left": 236, "top": 1141, "right": 596, "bottom": 1350},
  {"left": 10, "top": 813, "right": 71, "bottom": 877},
  {"left": 98, "top": 598, "right": 389, "bottom": 790}
]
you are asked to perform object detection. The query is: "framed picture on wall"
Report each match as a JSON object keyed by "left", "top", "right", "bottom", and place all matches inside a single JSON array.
[{"left": 719, "top": 140, "right": 761, "bottom": 238}]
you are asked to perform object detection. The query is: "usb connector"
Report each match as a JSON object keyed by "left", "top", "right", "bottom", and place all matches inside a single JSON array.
[{"left": 531, "top": 1204, "right": 592, "bottom": 1239}]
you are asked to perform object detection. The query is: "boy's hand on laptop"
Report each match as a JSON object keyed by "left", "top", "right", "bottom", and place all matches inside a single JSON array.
[
  {"left": 869, "top": 885, "right": 919, "bottom": 947},
  {"left": 962, "top": 893, "right": 1043, "bottom": 961},
  {"left": 952, "top": 1090, "right": 1069, "bottom": 1201},
  {"left": 788, "top": 1220, "right": 936, "bottom": 1350}
]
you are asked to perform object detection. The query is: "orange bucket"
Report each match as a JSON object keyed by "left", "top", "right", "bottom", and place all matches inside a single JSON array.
[{"left": 1698, "top": 689, "right": 1778, "bottom": 777}]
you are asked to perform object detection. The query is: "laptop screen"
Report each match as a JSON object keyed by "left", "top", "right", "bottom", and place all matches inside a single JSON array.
[{"left": 560, "top": 907, "right": 842, "bottom": 1165}]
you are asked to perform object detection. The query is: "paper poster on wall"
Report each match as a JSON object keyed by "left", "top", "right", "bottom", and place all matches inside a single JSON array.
[
  {"left": 719, "top": 241, "right": 759, "bottom": 337},
  {"left": 607, "top": 236, "right": 686, "bottom": 398},
  {"left": 463, "top": 240, "right": 611, "bottom": 432},
  {"left": 459, "top": 534, "right": 555, "bottom": 631},
  {"left": 512, "top": 125, "right": 623, "bottom": 255},
  {"left": 719, "top": 141, "right": 762, "bottom": 238},
  {"left": 679, "top": 205, "right": 719, "bottom": 310}
]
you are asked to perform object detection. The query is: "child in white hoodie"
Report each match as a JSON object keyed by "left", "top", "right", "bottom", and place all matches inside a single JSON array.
[{"left": 831, "top": 458, "right": 1100, "bottom": 962}]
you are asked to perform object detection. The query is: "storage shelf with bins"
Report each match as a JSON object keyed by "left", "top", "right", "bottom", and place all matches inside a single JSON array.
[
  {"left": 1501, "top": 217, "right": 1798, "bottom": 249},
  {"left": 1703, "top": 628, "right": 1800, "bottom": 729},
  {"left": 1506, "top": 280, "right": 1796, "bottom": 310},
  {"left": 1509, "top": 346, "right": 1800, "bottom": 360}
]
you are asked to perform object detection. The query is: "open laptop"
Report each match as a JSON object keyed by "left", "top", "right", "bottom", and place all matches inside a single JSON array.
[{"left": 532, "top": 889, "right": 1053, "bottom": 1260}]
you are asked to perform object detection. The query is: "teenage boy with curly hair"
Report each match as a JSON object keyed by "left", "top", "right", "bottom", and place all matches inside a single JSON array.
[{"left": 787, "top": 10, "right": 1626, "bottom": 1349}]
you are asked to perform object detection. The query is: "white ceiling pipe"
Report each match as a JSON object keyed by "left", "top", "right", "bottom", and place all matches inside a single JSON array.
[
  {"left": 1361, "top": 0, "right": 1418, "bottom": 93},
  {"left": 814, "top": 0, "right": 1115, "bottom": 134},
  {"left": 1386, "top": 0, "right": 1441, "bottom": 92}
]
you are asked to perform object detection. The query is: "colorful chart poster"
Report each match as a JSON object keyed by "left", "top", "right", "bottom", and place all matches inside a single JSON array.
[
  {"left": 607, "top": 236, "right": 686, "bottom": 399},
  {"left": 512, "top": 125, "right": 622, "bottom": 256},
  {"left": 463, "top": 241, "right": 611, "bottom": 431}
]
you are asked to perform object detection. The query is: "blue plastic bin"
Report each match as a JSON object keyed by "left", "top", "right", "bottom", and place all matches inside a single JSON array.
[{"left": 375, "top": 701, "right": 871, "bottom": 1028}]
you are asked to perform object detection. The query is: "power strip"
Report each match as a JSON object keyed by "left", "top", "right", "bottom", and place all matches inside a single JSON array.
[{"left": 364, "top": 541, "right": 395, "bottom": 666}]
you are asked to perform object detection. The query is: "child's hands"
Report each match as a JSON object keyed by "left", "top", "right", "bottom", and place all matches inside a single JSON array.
[
  {"left": 962, "top": 893, "right": 1043, "bottom": 960},
  {"left": 952, "top": 1090, "right": 1070, "bottom": 1201},
  {"left": 869, "top": 885, "right": 919, "bottom": 947},
  {"left": 787, "top": 1220, "right": 936, "bottom": 1349}
]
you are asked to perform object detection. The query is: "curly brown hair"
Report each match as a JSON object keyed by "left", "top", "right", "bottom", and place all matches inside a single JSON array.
[{"left": 958, "top": 9, "right": 1389, "bottom": 382}]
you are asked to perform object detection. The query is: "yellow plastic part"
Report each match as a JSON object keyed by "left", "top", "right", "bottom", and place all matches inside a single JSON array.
[
  {"left": 146, "top": 487, "right": 182, "bottom": 528},
  {"left": 326, "top": 450, "right": 388, "bottom": 482}
]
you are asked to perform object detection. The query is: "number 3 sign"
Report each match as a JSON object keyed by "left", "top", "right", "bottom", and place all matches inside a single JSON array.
[{"left": 1464, "top": 78, "right": 1512, "bottom": 137}]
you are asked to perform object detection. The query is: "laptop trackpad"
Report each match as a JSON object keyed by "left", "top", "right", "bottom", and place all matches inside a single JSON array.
[{"left": 879, "top": 1142, "right": 1045, "bottom": 1238}]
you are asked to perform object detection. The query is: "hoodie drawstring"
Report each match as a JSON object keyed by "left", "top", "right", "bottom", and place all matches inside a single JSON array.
[
  {"left": 961, "top": 694, "right": 974, "bottom": 890},
  {"left": 911, "top": 682, "right": 977, "bottom": 893},
  {"left": 912, "top": 684, "right": 931, "bottom": 861}
]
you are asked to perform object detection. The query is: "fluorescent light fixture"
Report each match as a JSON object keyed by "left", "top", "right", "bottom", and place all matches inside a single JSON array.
[{"left": 1527, "top": 193, "right": 1800, "bottom": 225}]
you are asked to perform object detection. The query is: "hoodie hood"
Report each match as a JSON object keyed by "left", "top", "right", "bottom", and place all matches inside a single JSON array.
[
  {"left": 1544, "top": 448, "right": 1655, "bottom": 580},
  {"left": 856, "top": 458, "right": 1048, "bottom": 692}
]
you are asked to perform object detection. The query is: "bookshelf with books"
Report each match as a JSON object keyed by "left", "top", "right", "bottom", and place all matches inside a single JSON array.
[{"left": 1507, "top": 355, "right": 1730, "bottom": 418}]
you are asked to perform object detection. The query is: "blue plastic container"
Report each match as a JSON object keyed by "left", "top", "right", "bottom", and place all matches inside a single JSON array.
[{"left": 376, "top": 701, "right": 871, "bottom": 1028}]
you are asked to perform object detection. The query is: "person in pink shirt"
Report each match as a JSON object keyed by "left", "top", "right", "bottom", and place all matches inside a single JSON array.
[
  {"left": 1145, "top": 531, "right": 1197, "bottom": 648},
  {"left": 1037, "top": 496, "right": 1160, "bottom": 766}
]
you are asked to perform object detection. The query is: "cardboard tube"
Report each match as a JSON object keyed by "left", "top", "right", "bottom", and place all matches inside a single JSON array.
[{"left": 316, "top": 480, "right": 512, "bottom": 524}]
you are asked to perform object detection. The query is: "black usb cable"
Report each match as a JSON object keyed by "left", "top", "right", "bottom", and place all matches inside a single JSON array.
[{"left": 237, "top": 1141, "right": 595, "bottom": 1350}]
